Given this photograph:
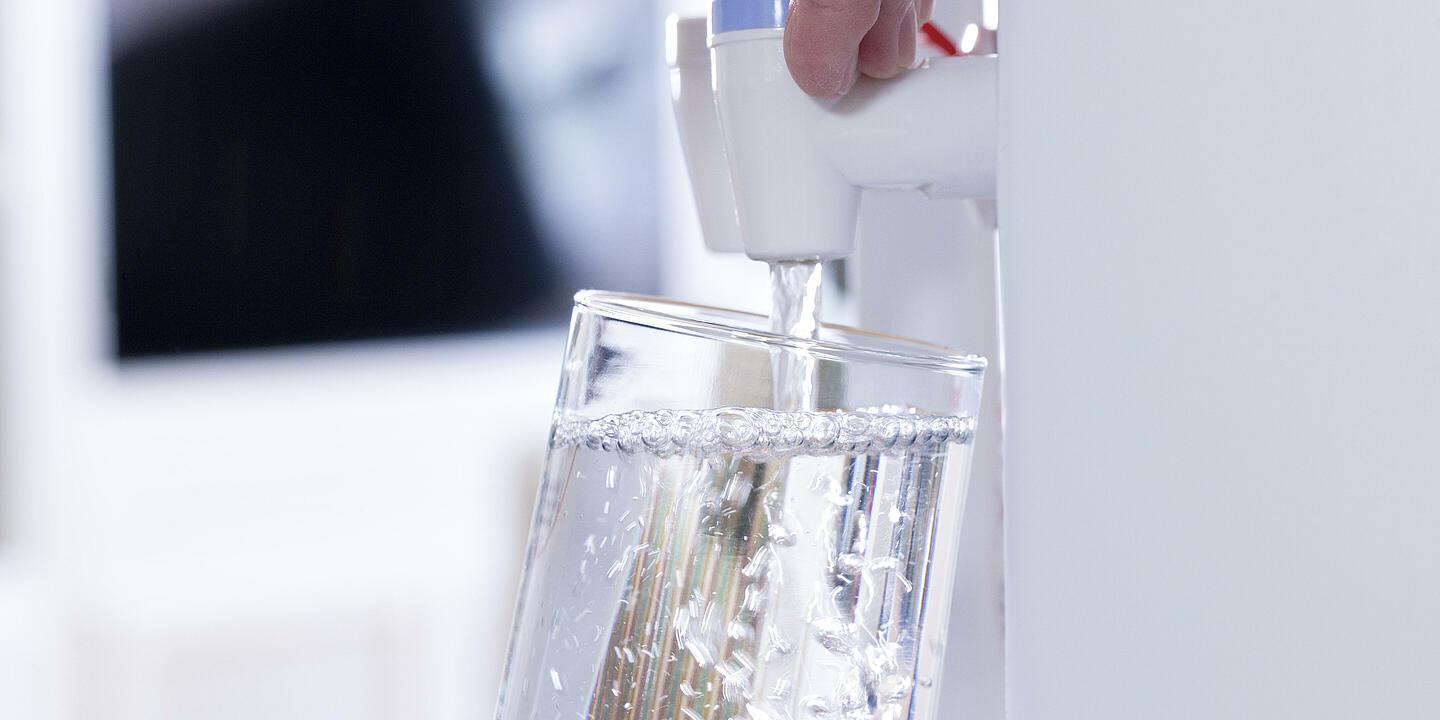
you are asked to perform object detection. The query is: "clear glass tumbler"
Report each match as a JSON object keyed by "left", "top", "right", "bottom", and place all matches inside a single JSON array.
[{"left": 496, "top": 292, "right": 986, "bottom": 720}]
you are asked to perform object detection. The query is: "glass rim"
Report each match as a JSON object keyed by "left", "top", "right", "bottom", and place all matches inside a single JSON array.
[{"left": 573, "top": 290, "right": 987, "bottom": 376}]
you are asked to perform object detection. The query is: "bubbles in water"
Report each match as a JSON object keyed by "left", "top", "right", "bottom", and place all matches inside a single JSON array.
[
  {"left": 801, "top": 695, "right": 835, "bottom": 717},
  {"left": 553, "top": 407, "right": 974, "bottom": 459},
  {"left": 768, "top": 678, "right": 793, "bottom": 701},
  {"left": 742, "top": 545, "right": 774, "bottom": 578},
  {"left": 509, "top": 404, "right": 975, "bottom": 720},
  {"left": 836, "top": 668, "right": 866, "bottom": 710},
  {"left": 835, "top": 553, "right": 866, "bottom": 576},
  {"left": 811, "top": 617, "right": 859, "bottom": 656},
  {"left": 767, "top": 523, "right": 798, "bottom": 546},
  {"left": 765, "top": 625, "right": 794, "bottom": 659}
]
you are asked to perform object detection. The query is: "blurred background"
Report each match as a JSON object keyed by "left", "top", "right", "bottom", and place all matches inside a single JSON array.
[
  {"left": 0, "top": 0, "right": 771, "bottom": 717},
  {"left": 109, "top": 0, "right": 662, "bottom": 354}
]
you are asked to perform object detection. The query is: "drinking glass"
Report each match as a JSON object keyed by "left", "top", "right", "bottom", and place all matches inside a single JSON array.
[{"left": 496, "top": 291, "right": 985, "bottom": 720}]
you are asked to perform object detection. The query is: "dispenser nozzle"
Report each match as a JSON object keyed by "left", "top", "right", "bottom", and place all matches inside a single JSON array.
[{"left": 668, "top": 12, "right": 997, "bottom": 262}]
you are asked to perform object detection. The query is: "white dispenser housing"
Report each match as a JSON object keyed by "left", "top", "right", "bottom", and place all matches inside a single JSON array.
[{"left": 668, "top": 15, "right": 996, "bottom": 261}]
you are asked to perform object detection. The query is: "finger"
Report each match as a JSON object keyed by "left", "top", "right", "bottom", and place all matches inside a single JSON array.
[
  {"left": 857, "top": 0, "right": 917, "bottom": 80},
  {"left": 917, "top": 0, "right": 934, "bottom": 23},
  {"left": 785, "top": 0, "right": 883, "bottom": 98}
]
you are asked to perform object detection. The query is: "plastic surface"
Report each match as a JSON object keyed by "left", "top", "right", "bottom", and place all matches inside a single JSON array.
[
  {"left": 1001, "top": 2, "right": 1440, "bottom": 718},
  {"left": 666, "top": 15, "right": 744, "bottom": 253},
  {"left": 704, "top": 29, "right": 996, "bottom": 260}
]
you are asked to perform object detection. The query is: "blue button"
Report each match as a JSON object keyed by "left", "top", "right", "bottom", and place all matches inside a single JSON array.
[{"left": 711, "top": 0, "right": 789, "bottom": 34}]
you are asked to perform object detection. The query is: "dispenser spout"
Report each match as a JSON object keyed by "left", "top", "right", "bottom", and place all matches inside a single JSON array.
[{"left": 668, "top": 14, "right": 996, "bottom": 262}]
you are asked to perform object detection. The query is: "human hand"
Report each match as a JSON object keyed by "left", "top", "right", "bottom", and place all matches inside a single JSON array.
[{"left": 784, "top": 0, "right": 933, "bottom": 98}]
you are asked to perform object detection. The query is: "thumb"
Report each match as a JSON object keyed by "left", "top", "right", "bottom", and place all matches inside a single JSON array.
[{"left": 784, "top": 0, "right": 883, "bottom": 98}]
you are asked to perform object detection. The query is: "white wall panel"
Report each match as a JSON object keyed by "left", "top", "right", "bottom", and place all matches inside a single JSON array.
[{"left": 1001, "top": 2, "right": 1440, "bottom": 717}]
